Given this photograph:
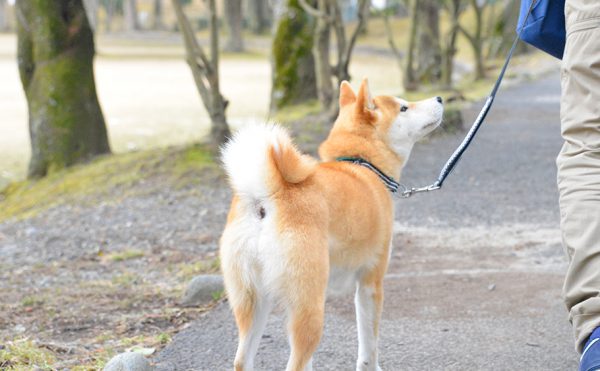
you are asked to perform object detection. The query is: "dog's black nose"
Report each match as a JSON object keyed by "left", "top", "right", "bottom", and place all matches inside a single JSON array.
[{"left": 436, "top": 96, "right": 443, "bottom": 104}]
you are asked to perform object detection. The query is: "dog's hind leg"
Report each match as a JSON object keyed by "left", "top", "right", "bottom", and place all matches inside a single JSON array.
[
  {"left": 355, "top": 258, "right": 387, "bottom": 371},
  {"left": 231, "top": 290, "right": 271, "bottom": 371},
  {"left": 284, "top": 297, "right": 324, "bottom": 371},
  {"left": 283, "top": 235, "right": 328, "bottom": 371}
]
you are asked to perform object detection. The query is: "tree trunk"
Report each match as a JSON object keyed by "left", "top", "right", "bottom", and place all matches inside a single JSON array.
[
  {"left": 153, "top": 0, "right": 164, "bottom": 30},
  {"left": 472, "top": 0, "right": 485, "bottom": 79},
  {"left": 0, "top": 0, "right": 8, "bottom": 32},
  {"left": 311, "top": 0, "right": 333, "bottom": 109},
  {"left": 459, "top": 0, "right": 486, "bottom": 79},
  {"left": 16, "top": 0, "right": 110, "bottom": 178},
  {"left": 224, "top": 0, "right": 244, "bottom": 52},
  {"left": 123, "top": 0, "right": 139, "bottom": 32},
  {"left": 403, "top": 0, "right": 419, "bottom": 91},
  {"left": 247, "top": 0, "right": 270, "bottom": 34},
  {"left": 441, "top": 0, "right": 461, "bottom": 88},
  {"left": 488, "top": 0, "right": 527, "bottom": 58},
  {"left": 415, "top": 0, "right": 442, "bottom": 84},
  {"left": 172, "top": 0, "right": 230, "bottom": 150},
  {"left": 270, "top": 0, "right": 317, "bottom": 111}
]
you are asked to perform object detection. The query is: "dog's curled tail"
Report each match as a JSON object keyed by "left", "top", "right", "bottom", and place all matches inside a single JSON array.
[{"left": 221, "top": 124, "right": 317, "bottom": 199}]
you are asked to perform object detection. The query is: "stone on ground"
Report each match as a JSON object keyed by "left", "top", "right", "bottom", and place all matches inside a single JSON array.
[
  {"left": 181, "top": 274, "right": 224, "bottom": 306},
  {"left": 104, "top": 352, "right": 153, "bottom": 371}
]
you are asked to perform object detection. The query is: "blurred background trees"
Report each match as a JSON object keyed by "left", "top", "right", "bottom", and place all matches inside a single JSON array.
[
  {"left": 16, "top": 0, "right": 110, "bottom": 178},
  {"left": 1, "top": 0, "right": 537, "bottom": 180}
]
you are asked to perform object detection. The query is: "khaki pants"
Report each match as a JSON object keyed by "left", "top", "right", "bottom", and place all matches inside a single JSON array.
[{"left": 558, "top": 0, "right": 600, "bottom": 353}]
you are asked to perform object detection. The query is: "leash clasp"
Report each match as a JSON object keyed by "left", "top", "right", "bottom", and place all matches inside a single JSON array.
[{"left": 398, "top": 183, "right": 440, "bottom": 198}]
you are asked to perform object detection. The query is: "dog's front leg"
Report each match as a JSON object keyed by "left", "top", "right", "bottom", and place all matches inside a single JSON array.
[{"left": 355, "top": 275, "right": 384, "bottom": 371}]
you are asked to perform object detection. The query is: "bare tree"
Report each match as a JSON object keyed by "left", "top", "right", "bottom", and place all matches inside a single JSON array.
[
  {"left": 224, "top": 0, "right": 244, "bottom": 52},
  {"left": 458, "top": 0, "right": 488, "bottom": 79},
  {"left": 172, "top": 0, "right": 230, "bottom": 150},
  {"left": 441, "top": 0, "right": 463, "bottom": 88},
  {"left": 298, "top": 0, "right": 369, "bottom": 112},
  {"left": 17, "top": 0, "right": 110, "bottom": 178},
  {"left": 415, "top": 0, "right": 441, "bottom": 84},
  {"left": 123, "top": 0, "right": 139, "bottom": 31},
  {"left": 270, "top": 0, "right": 317, "bottom": 111}
]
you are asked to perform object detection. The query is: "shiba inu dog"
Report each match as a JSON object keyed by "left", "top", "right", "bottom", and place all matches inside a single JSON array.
[{"left": 220, "top": 79, "right": 443, "bottom": 371}]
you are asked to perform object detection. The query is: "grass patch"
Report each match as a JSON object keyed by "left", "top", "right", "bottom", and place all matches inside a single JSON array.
[
  {"left": 175, "top": 257, "right": 221, "bottom": 281},
  {"left": 0, "top": 339, "right": 56, "bottom": 370},
  {"left": 111, "top": 272, "right": 139, "bottom": 287},
  {"left": 211, "top": 290, "right": 225, "bottom": 301},
  {"left": 106, "top": 249, "right": 145, "bottom": 262},
  {"left": 0, "top": 145, "right": 215, "bottom": 222},
  {"left": 20, "top": 296, "right": 44, "bottom": 308},
  {"left": 156, "top": 332, "right": 171, "bottom": 345}
]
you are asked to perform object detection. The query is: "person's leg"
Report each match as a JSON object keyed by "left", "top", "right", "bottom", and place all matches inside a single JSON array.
[{"left": 558, "top": 0, "right": 600, "bottom": 354}]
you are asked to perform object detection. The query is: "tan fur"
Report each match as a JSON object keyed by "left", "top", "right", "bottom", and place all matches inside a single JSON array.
[{"left": 220, "top": 79, "right": 442, "bottom": 371}]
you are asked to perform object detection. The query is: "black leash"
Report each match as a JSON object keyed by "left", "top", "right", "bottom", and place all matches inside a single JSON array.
[{"left": 399, "top": 0, "right": 538, "bottom": 199}]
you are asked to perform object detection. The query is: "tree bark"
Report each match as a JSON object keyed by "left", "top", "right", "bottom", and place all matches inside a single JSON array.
[
  {"left": 415, "top": 0, "right": 442, "bottom": 84},
  {"left": 172, "top": 0, "right": 230, "bottom": 150},
  {"left": 224, "top": 0, "right": 244, "bottom": 52},
  {"left": 16, "top": 0, "right": 110, "bottom": 178},
  {"left": 310, "top": 0, "right": 333, "bottom": 109},
  {"left": 123, "top": 0, "right": 139, "bottom": 32},
  {"left": 270, "top": 0, "right": 317, "bottom": 111},
  {"left": 403, "top": 0, "right": 419, "bottom": 91}
]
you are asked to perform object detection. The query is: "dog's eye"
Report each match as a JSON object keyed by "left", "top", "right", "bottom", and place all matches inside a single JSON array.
[{"left": 400, "top": 105, "right": 408, "bottom": 112}]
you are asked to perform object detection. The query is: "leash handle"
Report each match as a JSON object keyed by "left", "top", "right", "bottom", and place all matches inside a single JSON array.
[{"left": 401, "top": 0, "right": 538, "bottom": 198}]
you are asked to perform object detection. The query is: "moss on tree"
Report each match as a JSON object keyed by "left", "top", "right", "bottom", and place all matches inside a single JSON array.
[
  {"left": 17, "top": 0, "right": 110, "bottom": 178},
  {"left": 270, "top": 0, "right": 317, "bottom": 111}
]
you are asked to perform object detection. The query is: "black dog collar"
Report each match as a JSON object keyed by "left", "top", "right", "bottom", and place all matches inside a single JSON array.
[{"left": 336, "top": 157, "right": 399, "bottom": 193}]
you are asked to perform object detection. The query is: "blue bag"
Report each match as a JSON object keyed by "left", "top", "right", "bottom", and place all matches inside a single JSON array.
[{"left": 517, "top": 0, "right": 566, "bottom": 59}]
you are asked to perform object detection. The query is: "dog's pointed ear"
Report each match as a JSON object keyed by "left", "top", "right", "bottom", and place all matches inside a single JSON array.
[
  {"left": 339, "top": 81, "right": 356, "bottom": 107},
  {"left": 355, "top": 78, "right": 376, "bottom": 122}
]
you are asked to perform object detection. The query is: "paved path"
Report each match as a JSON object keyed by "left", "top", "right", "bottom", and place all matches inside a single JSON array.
[{"left": 154, "top": 74, "right": 579, "bottom": 370}]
